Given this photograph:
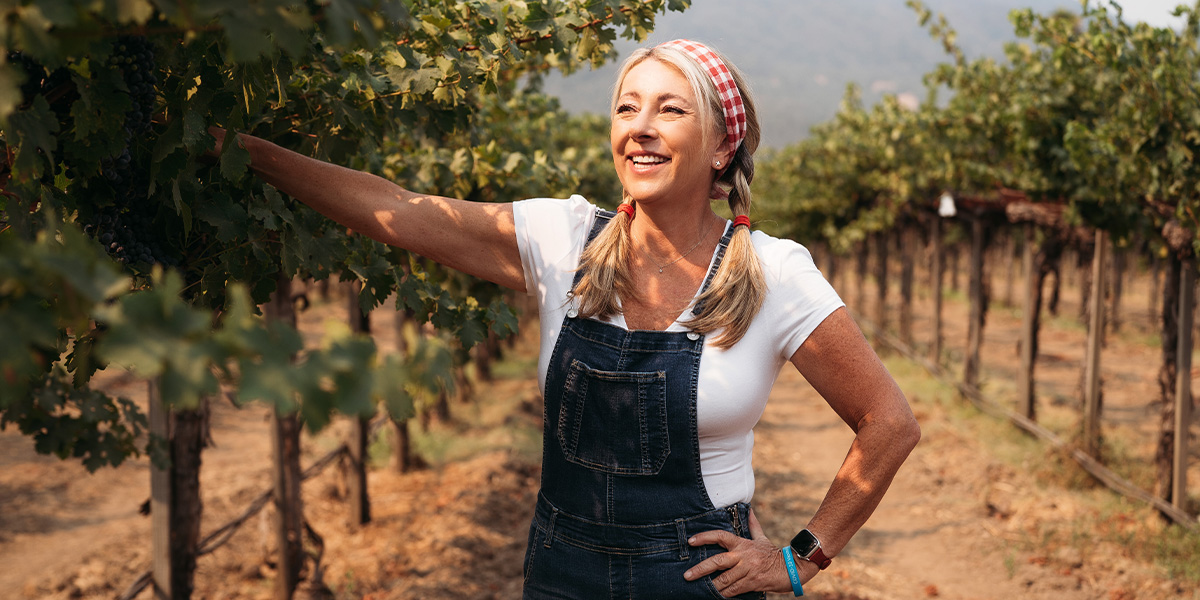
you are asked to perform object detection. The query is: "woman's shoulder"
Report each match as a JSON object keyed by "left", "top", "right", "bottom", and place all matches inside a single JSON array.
[
  {"left": 513, "top": 195, "right": 600, "bottom": 274},
  {"left": 747, "top": 229, "right": 819, "bottom": 276},
  {"left": 515, "top": 194, "right": 596, "bottom": 220}
]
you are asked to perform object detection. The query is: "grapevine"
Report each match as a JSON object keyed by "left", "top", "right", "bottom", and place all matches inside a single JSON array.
[
  {"left": 0, "top": 0, "right": 689, "bottom": 469},
  {"left": 752, "top": 0, "right": 1200, "bottom": 521}
]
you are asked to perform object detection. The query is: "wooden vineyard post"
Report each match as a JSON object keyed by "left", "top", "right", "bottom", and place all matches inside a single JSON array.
[
  {"left": 873, "top": 232, "right": 889, "bottom": 344},
  {"left": 950, "top": 239, "right": 961, "bottom": 293},
  {"left": 149, "top": 380, "right": 171, "bottom": 600},
  {"left": 1018, "top": 223, "right": 1037, "bottom": 421},
  {"left": 1173, "top": 257, "right": 1195, "bottom": 514},
  {"left": 899, "top": 227, "right": 915, "bottom": 346},
  {"left": 1149, "top": 255, "right": 1161, "bottom": 325},
  {"left": 390, "top": 307, "right": 420, "bottom": 473},
  {"left": 1077, "top": 245, "right": 1094, "bottom": 324},
  {"left": 1110, "top": 246, "right": 1126, "bottom": 333},
  {"left": 1082, "top": 230, "right": 1108, "bottom": 458},
  {"left": 1003, "top": 231, "right": 1017, "bottom": 306},
  {"left": 264, "top": 273, "right": 303, "bottom": 600},
  {"left": 148, "top": 380, "right": 205, "bottom": 600},
  {"left": 855, "top": 240, "right": 869, "bottom": 315},
  {"left": 823, "top": 243, "right": 838, "bottom": 291},
  {"left": 930, "top": 216, "right": 944, "bottom": 367},
  {"left": 1155, "top": 253, "right": 1183, "bottom": 507},
  {"left": 270, "top": 411, "right": 303, "bottom": 600},
  {"left": 963, "top": 214, "right": 988, "bottom": 390},
  {"left": 347, "top": 280, "right": 372, "bottom": 527}
]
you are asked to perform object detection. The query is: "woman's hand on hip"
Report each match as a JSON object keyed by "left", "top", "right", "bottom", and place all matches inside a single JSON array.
[{"left": 682, "top": 508, "right": 798, "bottom": 596}]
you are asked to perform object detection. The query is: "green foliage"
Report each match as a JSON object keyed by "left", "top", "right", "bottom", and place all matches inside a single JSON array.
[
  {"left": 1, "top": 0, "right": 688, "bottom": 468},
  {"left": 759, "top": 0, "right": 1200, "bottom": 258}
]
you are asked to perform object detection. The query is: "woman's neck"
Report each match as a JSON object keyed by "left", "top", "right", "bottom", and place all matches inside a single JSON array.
[{"left": 631, "top": 202, "right": 722, "bottom": 257}]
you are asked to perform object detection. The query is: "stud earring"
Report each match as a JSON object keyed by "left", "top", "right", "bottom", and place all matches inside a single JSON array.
[{"left": 715, "top": 160, "right": 722, "bottom": 167}]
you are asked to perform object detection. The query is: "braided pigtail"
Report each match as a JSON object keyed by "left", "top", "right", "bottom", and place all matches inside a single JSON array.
[
  {"left": 688, "top": 145, "right": 766, "bottom": 349},
  {"left": 570, "top": 196, "right": 636, "bottom": 318}
]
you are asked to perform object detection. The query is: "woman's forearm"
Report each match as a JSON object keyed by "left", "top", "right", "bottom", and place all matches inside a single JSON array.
[
  {"left": 222, "top": 131, "right": 526, "bottom": 290},
  {"left": 807, "top": 407, "right": 921, "bottom": 559},
  {"left": 237, "top": 134, "right": 409, "bottom": 240},
  {"left": 786, "top": 308, "right": 922, "bottom": 575}
]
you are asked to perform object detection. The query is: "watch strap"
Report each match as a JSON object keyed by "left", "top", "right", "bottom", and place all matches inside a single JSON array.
[{"left": 806, "top": 547, "right": 832, "bottom": 570}]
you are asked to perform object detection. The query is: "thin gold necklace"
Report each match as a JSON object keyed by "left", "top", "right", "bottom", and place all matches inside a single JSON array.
[{"left": 640, "top": 217, "right": 714, "bottom": 274}]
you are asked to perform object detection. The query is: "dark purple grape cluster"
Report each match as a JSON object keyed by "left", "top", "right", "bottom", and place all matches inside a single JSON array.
[
  {"left": 76, "top": 35, "right": 177, "bottom": 269},
  {"left": 11, "top": 37, "right": 175, "bottom": 269},
  {"left": 108, "top": 36, "right": 157, "bottom": 135},
  {"left": 82, "top": 204, "right": 176, "bottom": 267},
  {"left": 100, "top": 146, "right": 134, "bottom": 186},
  {"left": 100, "top": 36, "right": 157, "bottom": 186}
]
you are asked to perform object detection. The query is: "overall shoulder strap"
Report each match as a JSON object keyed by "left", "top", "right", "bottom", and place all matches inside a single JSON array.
[
  {"left": 571, "top": 208, "right": 616, "bottom": 289},
  {"left": 690, "top": 222, "right": 736, "bottom": 317},
  {"left": 587, "top": 209, "right": 615, "bottom": 244}
]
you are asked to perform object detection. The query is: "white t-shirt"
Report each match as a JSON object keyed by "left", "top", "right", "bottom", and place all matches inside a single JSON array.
[{"left": 513, "top": 195, "right": 845, "bottom": 507}]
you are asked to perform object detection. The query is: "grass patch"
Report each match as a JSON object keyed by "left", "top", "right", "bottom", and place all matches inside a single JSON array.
[
  {"left": 396, "top": 336, "right": 544, "bottom": 468},
  {"left": 410, "top": 411, "right": 542, "bottom": 467},
  {"left": 885, "top": 345, "right": 1200, "bottom": 590},
  {"left": 882, "top": 355, "right": 958, "bottom": 410},
  {"left": 941, "top": 288, "right": 967, "bottom": 304},
  {"left": 1044, "top": 312, "right": 1088, "bottom": 334},
  {"left": 490, "top": 344, "right": 538, "bottom": 380},
  {"left": 1155, "top": 524, "right": 1200, "bottom": 582},
  {"left": 346, "top": 326, "right": 546, "bottom": 471}
]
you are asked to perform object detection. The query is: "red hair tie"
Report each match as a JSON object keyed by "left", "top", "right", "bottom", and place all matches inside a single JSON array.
[
  {"left": 617, "top": 203, "right": 635, "bottom": 219},
  {"left": 732, "top": 215, "right": 751, "bottom": 229}
]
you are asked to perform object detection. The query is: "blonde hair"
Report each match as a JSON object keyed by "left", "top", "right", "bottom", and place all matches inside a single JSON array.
[{"left": 571, "top": 42, "right": 766, "bottom": 350}]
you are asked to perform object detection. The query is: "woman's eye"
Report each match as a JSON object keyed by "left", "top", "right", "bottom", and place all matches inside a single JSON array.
[
  {"left": 662, "top": 105, "right": 684, "bottom": 114},
  {"left": 615, "top": 104, "right": 636, "bottom": 114}
]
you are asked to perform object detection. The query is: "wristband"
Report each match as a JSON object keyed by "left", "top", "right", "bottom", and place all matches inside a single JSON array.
[{"left": 780, "top": 547, "right": 804, "bottom": 596}]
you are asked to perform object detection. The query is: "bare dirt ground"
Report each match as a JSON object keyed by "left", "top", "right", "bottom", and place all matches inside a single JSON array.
[{"left": 2, "top": 256, "right": 1197, "bottom": 600}]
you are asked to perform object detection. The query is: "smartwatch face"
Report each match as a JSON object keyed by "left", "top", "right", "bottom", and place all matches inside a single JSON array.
[{"left": 790, "top": 530, "right": 820, "bottom": 557}]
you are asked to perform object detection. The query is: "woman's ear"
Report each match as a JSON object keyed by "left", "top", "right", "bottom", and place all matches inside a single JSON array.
[{"left": 712, "top": 145, "right": 735, "bottom": 172}]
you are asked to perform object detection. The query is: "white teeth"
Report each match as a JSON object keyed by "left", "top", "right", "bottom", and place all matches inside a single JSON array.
[{"left": 631, "top": 155, "right": 666, "bottom": 164}]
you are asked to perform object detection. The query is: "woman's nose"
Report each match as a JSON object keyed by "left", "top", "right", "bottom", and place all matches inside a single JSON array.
[{"left": 629, "top": 111, "right": 657, "bottom": 140}]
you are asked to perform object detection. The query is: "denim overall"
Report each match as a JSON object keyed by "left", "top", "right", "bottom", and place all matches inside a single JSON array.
[{"left": 522, "top": 211, "right": 764, "bottom": 600}]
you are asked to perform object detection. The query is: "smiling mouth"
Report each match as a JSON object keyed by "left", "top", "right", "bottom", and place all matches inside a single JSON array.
[{"left": 629, "top": 155, "right": 668, "bottom": 166}]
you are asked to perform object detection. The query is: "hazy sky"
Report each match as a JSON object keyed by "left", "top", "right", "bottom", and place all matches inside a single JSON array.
[
  {"left": 1116, "top": 0, "right": 1190, "bottom": 26},
  {"left": 540, "top": 0, "right": 1200, "bottom": 147}
]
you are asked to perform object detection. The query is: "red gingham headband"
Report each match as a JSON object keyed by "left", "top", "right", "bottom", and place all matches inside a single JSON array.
[{"left": 657, "top": 39, "right": 747, "bottom": 155}]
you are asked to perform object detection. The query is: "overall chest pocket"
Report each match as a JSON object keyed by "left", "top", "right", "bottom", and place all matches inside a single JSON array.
[{"left": 557, "top": 359, "right": 670, "bottom": 476}]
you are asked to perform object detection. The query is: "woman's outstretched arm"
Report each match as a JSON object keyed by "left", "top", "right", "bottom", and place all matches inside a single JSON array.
[{"left": 213, "top": 129, "right": 526, "bottom": 292}]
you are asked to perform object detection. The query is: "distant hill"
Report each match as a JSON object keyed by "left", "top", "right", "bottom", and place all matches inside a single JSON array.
[{"left": 539, "top": 0, "right": 1080, "bottom": 148}]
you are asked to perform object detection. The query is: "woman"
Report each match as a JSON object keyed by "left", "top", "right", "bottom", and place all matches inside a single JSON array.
[{"left": 214, "top": 39, "right": 920, "bottom": 599}]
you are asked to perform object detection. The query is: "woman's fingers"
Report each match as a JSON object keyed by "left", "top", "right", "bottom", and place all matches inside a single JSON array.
[
  {"left": 748, "top": 507, "right": 767, "bottom": 540},
  {"left": 687, "top": 529, "right": 741, "bottom": 551},
  {"left": 683, "top": 527, "right": 792, "bottom": 596},
  {"left": 683, "top": 534, "right": 739, "bottom": 581}
]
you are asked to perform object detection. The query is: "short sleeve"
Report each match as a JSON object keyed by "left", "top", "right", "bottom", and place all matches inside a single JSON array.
[
  {"left": 754, "top": 233, "right": 845, "bottom": 359},
  {"left": 512, "top": 195, "right": 596, "bottom": 298}
]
